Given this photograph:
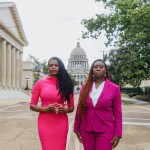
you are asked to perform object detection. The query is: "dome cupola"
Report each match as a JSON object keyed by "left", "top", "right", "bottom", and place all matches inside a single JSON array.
[{"left": 70, "top": 42, "right": 86, "bottom": 57}]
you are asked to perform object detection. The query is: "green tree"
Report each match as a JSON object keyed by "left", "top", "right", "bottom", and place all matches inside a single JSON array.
[
  {"left": 28, "top": 55, "right": 48, "bottom": 85},
  {"left": 41, "top": 60, "right": 48, "bottom": 75},
  {"left": 108, "top": 48, "right": 145, "bottom": 87},
  {"left": 28, "top": 55, "right": 41, "bottom": 66},
  {"left": 69, "top": 74, "right": 78, "bottom": 86},
  {"left": 28, "top": 55, "right": 48, "bottom": 75},
  {"left": 33, "top": 74, "right": 39, "bottom": 85},
  {"left": 81, "top": 0, "right": 150, "bottom": 87}
]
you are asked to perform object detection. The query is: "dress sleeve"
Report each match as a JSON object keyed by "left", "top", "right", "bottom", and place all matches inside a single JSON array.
[
  {"left": 30, "top": 80, "right": 41, "bottom": 105},
  {"left": 68, "top": 94, "right": 74, "bottom": 107}
]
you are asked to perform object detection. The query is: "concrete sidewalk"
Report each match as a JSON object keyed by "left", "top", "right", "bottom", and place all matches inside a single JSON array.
[
  {"left": 122, "top": 97, "right": 149, "bottom": 104},
  {"left": 0, "top": 95, "right": 150, "bottom": 150}
]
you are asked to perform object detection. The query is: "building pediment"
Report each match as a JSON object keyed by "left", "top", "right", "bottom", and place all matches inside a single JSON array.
[{"left": 0, "top": 2, "right": 28, "bottom": 46}]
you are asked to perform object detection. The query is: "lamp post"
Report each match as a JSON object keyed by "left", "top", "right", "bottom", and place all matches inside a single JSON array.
[{"left": 25, "top": 76, "right": 30, "bottom": 90}]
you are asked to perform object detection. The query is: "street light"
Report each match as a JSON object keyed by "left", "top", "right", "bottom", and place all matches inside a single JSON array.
[{"left": 25, "top": 76, "right": 30, "bottom": 90}]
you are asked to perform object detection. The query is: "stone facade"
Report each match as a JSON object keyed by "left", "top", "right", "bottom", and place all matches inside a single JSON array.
[
  {"left": 22, "top": 61, "right": 46, "bottom": 91},
  {"left": 0, "top": 2, "right": 29, "bottom": 100},
  {"left": 22, "top": 61, "right": 35, "bottom": 90},
  {"left": 67, "top": 42, "right": 89, "bottom": 91}
]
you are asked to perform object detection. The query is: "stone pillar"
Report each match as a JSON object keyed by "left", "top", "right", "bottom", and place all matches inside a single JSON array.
[
  {"left": 6, "top": 43, "right": 11, "bottom": 87},
  {"left": 1, "top": 39, "right": 7, "bottom": 87},
  {"left": 83, "top": 75, "right": 84, "bottom": 81},
  {"left": 19, "top": 52, "right": 23, "bottom": 88},
  {"left": 11, "top": 47, "right": 16, "bottom": 88},
  {"left": 15, "top": 49, "right": 19, "bottom": 88},
  {"left": 79, "top": 75, "right": 81, "bottom": 86}
]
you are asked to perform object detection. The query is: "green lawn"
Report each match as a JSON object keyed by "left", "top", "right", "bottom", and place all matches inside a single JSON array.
[
  {"left": 122, "top": 100, "right": 134, "bottom": 105},
  {"left": 121, "top": 94, "right": 134, "bottom": 105},
  {"left": 121, "top": 94, "right": 129, "bottom": 98}
]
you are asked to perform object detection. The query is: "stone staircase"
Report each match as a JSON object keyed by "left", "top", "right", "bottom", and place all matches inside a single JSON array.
[{"left": 0, "top": 89, "right": 30, "bottom": 104}]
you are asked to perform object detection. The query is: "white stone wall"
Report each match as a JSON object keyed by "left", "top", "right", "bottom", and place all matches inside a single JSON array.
[
  {"left": 22, "top": 61, "right": 35, "bottom": 90},
  {"left": 0, "top": 5, "right": 20, "bottom": 37},
  {"left": 140, "top": 80, "right": 150, "bottom": 88},
  {"left": 0, "top": 2, "right": 28, "bottom": 101}
]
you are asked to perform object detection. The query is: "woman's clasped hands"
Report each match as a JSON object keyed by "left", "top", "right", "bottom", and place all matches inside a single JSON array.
[{"left": 45, "top": 103, "right": 68, "bottom": 114}]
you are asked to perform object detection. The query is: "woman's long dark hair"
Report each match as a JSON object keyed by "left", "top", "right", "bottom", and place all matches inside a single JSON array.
[
  {"left": 78, "top": 59, "right": 109, "bottom": 117},
  {"left": 48, "top": 57, "right": 74, "bottom": 102}
]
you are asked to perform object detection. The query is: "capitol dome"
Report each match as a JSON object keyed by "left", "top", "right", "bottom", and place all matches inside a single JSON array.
[
  {"left": 70, "top": 42, "right": 86, "bottom": 56},
  {"left": 67, "top": 41, "right": 89, "bottom": 89}
]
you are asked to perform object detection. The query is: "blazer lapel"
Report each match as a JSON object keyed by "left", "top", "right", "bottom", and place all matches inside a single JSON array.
[
  {"left": 87, "top": 83, "right": 94, "bottom": 107},
  {"left": 95, "top": 78, "right": 111, "bottom": 107}
]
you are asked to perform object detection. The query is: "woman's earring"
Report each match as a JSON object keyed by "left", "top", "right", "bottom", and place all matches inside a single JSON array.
[{"left": 93, "top": 75, "right": 95, "bottom": 81}]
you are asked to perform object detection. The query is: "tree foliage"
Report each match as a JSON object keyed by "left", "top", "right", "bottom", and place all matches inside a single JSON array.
[
  {"left": 69, "top": 74, "right": 78, "bottom": 86},
  {"left": 28, "top": 55, "right": 48, "bottom": 75},
  {"left": 82, "top": 0, "right": 150, "bottom": 87}
]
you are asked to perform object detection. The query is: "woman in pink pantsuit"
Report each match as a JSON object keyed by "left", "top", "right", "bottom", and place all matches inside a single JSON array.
[
  {"left": 30, "top": 57, "right": 74, "bottom": 150},
  {"left": 74, "top": 59, "right": 122, "bottom": 150}
]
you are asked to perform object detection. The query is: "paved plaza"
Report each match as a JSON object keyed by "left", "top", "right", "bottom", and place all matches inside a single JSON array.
[{"left": 0, "top": 95, "right": 150, "bottom": 150}]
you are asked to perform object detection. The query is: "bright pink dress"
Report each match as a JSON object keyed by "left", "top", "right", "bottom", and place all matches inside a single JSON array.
[{"left": 30, "top": 76, "right": 74, "bottom": 150}]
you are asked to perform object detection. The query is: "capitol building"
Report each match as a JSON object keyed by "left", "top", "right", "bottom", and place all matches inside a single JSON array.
[{"left": 67, "top": 42, "right": 89, "bottom": 91}]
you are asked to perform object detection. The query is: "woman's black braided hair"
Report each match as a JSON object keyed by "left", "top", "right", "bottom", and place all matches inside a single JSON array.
[{"left": 48, "top": 57, "right": 74, "bottom": 102}]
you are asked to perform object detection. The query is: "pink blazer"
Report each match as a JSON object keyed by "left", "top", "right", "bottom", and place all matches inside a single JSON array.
[{"left": 74, "top": 79, "right": 122, "bottom": 137}]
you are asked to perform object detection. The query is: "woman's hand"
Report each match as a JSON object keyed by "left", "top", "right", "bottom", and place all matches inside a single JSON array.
[
  {"left": 55, "top": 103, "right": 74, "bottom": 114},
  {"left": 111, "top": 136, "right": 120, "bottom": 149},
  {"left": 46, "top": 103, "right": 74, "bottom": 114},
  {"left": 75, "top": 132, "right": 82, "bottom": 143},
  {"left": 30, "top": 104, "right": 56, "bottom": 113},
  {"left": 57, "top": 104, "right": 67, "bottom": 113},
  {"left": 30, "top": 103, "right": 74, "bottom": 113},
  {"left": 45, "top": 104, "right": 56, "bottom": 113}
]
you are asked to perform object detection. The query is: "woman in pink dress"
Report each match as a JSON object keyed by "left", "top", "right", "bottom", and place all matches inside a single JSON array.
[{"left": 30, "top": 57, "right": 74, "bottom": 150}]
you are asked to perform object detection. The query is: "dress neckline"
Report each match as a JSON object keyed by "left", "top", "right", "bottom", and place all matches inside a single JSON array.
[{"left": 47, "top": 75, "right": 58, "bottom": 81}]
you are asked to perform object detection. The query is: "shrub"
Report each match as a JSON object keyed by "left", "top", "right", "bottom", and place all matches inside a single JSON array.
[{"left": 128, "top": 93, "right": 136, "bottom": 97}]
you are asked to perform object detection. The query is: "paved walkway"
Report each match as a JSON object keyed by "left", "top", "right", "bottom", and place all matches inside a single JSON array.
[
  {"left": 122, "top": 97, "right": 149, "bottom": 104},
  {"left": 0, "top": 95, "right": 150, "bottom": 150}
]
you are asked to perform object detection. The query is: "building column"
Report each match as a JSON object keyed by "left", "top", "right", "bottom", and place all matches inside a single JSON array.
[
  {"left": 83, "top": 75, "right": 85, "bottom": 83},
  {"left": 1, "top": 39, "right": 7, "bottom": 87},
  {"left": 11, "top": 47, "right": 16, "bottom": 88},
  {"left": 79, "top": 75, "right": 81, "bottom": 86},
  {"left": 6, "top": 43, "right": 11, "bottom": 87},
  {"left": 19, "top": 52, "right": 23, "bottom": 89},
  {"left": 15, "top": 49, "right": 20, "bottom": 89}
]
